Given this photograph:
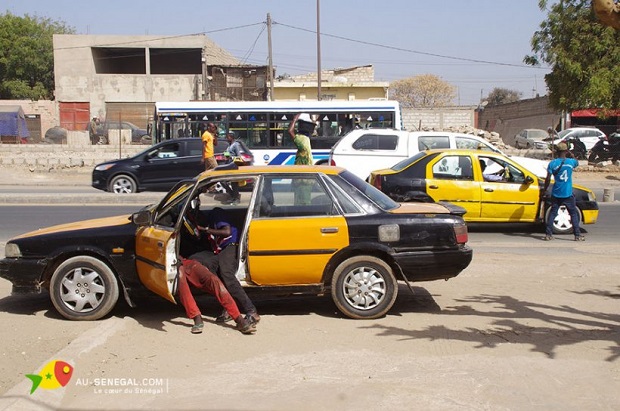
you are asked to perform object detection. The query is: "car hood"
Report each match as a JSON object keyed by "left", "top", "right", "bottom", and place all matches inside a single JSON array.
[{"left": 13, "top": 215, "right": 133, "bottom": 240}]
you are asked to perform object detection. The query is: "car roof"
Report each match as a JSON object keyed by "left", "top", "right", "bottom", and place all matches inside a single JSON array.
[
  {"left": 418, "top": 148, "right": 507, "bottom": 157},
  {"left": 200, "top": 164, "right": 345, "bottom": 178}
]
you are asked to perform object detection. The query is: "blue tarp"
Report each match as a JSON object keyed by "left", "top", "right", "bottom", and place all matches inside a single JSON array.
[{"left": 0, "top": 105, "right": 30, "bottom": 138}]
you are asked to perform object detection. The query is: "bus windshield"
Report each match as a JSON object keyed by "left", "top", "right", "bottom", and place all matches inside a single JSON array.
[{"left": 152, "top": 100, "right": 402, "bottom": 166}]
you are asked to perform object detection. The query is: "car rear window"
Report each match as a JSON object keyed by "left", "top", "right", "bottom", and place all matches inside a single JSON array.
[
  {"left": 333, "top": 170, "right": 399, "bottom": 211},
  {"left": 351, "top": 134, "right": 399, "bottom": 150}
]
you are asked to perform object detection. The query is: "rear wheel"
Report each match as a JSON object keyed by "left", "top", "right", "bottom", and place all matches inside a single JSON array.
[
  {"left": 545, "top": 205, "right": 581, "bottom": 234},
  {"left": 109, "top": 174, "right": 137, "bottom": 193},
  {"left": 331, "top": 256, "right": 397, "bottom": 319},
  {"left": 49, "top": 256, "right": 119, "bottom": 321}
]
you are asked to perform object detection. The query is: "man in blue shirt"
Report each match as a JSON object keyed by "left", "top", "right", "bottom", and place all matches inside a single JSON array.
[{"left": 542, "top": 142, "right": 585, "bottom": 241}]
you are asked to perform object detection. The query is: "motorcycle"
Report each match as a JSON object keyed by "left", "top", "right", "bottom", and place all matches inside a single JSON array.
[
  {"left": 588, "top": 133, "right": 620, "bottom": 163},
  {"left": 566, "top": 137, "right": 587, "bottom": 160}
]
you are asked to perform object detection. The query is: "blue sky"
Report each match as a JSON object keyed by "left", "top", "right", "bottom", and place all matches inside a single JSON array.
[{"left": 4, "top": 0, "right": 552, "bottom": 105}]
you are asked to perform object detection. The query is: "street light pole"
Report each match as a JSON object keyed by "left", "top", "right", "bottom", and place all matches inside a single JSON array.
[{"left": 316, "top": 0, "right": 322, "bottom": 100}]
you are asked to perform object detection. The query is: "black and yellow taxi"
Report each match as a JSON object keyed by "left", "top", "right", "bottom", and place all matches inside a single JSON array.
[
  {"left": 1, "top": 165, "right": 472, "bottom": 321},
  {"left": 369, "top": 149, "right": 599, "bottom": 234}
]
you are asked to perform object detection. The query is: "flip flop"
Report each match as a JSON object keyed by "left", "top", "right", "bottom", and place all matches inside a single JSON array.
[{"left": 191, "top": 323, "right": 204, "bottom": 334}]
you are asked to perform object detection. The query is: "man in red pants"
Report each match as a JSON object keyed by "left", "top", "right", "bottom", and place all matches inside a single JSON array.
[{"left": 177, "top": 258, "right": 255, "bottom": 334}]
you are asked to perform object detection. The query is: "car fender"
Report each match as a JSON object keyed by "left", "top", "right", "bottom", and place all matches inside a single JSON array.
[
  {"left": 321, "top": 242, "right": 399, "bottom": 285},
  {"left": 41, "top": 245, "right": 136, "bottom": 303}
]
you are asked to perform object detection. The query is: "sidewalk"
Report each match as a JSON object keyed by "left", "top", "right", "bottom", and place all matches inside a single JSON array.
[{"left": 0, "top": 167, "right": 163, "bottom": 204}]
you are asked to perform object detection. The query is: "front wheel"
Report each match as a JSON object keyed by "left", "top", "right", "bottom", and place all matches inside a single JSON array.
[
  {"left": 109, "top": 174, "right": 137, "bottom": 193},
  {"left": 331, "top": 256, "right": 398, "bottom": 319},
  {"left": 49, "top": 256, "right": 120, "bottom": 320},
  {"left": 545, "top": 205, "right": 581, "bottom": 234}
]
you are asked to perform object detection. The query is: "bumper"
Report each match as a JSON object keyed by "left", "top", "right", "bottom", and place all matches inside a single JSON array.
[
  {"left": 393, "top": 246, "right": 473, "bottom": 282},
  {"left": 582, "top": 209, "right": 599, "bottom": 225},
  {"left": 91, "top": 171, "right": 109, "bottom": 191},
  {"left": 577, "top": 200, "right": 599, "bottom": 225},
  {"left": 0, "top": 258, "right": 47, "bottom": 294}
]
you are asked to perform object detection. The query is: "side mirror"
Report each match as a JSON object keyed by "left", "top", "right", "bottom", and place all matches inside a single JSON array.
[
  {"left": 131, "top": 210, "right": 152, "bottom": 226},
  {"left": 525, "top": 176, "right": 535, "bottom": 185}
]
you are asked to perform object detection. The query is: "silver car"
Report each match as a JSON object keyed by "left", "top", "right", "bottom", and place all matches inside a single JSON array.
[{"left": 514, "top": 129, "right": 549, "bottom": 149}]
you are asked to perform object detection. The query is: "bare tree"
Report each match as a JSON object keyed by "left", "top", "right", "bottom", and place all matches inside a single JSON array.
[{"left": 389, "top": 74, "right": 456, "bottom": 108}]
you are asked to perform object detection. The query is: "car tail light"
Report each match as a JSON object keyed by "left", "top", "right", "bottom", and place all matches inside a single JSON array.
[{"left": 454, "top": 223, "right": 468, "bottom": 244}]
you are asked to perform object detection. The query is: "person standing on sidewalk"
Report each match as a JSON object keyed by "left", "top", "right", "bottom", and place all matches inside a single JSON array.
[
  {"left": 201, "top": 122, "right": 218, "bottom": 171},
  {"left": 542, "top": 142, "right": 585, "bottom": 241}
]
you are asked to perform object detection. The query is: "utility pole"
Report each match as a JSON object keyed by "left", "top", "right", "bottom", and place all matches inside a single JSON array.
[
  {"left": 316, "top": 0, "right": 322, "bottom": 100},
  {"left": 267, "top": 13, "right": 274, "bottom": 101}
]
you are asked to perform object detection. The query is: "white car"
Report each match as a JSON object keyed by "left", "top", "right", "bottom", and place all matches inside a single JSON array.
[
  {"left": 329, "top": 129, "right": 549, "bottom": 180},
  {"left": 552, "top": 127, "right": 606, "bottom": 151}
]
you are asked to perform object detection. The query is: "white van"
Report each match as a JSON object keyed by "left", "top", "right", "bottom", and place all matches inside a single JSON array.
[{"left": 329, "top": 129, "right": 549, "bottom": 180}]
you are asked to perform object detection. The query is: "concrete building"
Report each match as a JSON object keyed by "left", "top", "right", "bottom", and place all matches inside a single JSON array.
[
  {"left": 53, "top": 34, "right": 241, "bottom": 132},
  {"left": 273, "top": 65, "right": 388, "bottom": 101}
]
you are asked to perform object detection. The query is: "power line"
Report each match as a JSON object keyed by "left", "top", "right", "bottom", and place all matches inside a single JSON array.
[{"left": 273, "top": 20, "right": 549, "bottom": 71}]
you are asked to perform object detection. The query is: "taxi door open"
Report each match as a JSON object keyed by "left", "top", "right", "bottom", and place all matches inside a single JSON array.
[{"left": 133, "top": 182, "right": 195, "bottom": 303}]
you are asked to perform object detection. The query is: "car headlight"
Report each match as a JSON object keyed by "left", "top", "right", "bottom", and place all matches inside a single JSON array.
[
  {"left": 5, "top": 243, "right": 22, "bottom": 258},
  {"left": 94, "top": 164, "right": 115, "bottom": 171},
  {"left": 588, "top": 191, "right": 596, "bottom": 201}
]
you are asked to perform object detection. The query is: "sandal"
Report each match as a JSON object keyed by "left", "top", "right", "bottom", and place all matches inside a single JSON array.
[
  {"left": 574, "top": 235, "right": 586, "bottom": 241},
  {"left": 191, "top": 322, "right": 204, "bottom": 334}
]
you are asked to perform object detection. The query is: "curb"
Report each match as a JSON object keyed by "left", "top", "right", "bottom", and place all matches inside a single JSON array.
[{"left": 0, "top": 193, "right": 164, "bottom": 205}]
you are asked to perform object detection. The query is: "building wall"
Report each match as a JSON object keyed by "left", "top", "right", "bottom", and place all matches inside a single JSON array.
[
  {"left": 273, "top": 83, "right": 388, "bottom": 101},
  {"left": 53, "top": 34, "right": 240, "bottom": 118},
  {"left": 477, "top": 96, "right": 562, "bottom": 145},
  {"left": 0, "top": 100, "right": 57, "bottom": 140},
  {"left": 402, "top": 107, "right": 476, "bottom": 130},
  {"left": 273, "top": 65, "right": 388, "bottom": 101}
]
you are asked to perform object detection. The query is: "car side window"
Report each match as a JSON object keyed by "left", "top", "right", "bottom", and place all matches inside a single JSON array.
[
  {"left": 432, "top": 155, "right": 473, "bottom": 180},
  {"left": 153, "top": 143, "right": 180, "bottom": 159},
  {"left": 188, "top": 140, "right": 203, "bottom": 156},
  {"left": 257, "top": 175, "right": 336, "bottom": 218},
  {"left": 418, "top": 136, "right": 449, "bottom": 150},
  {"left": 480, "top": 157, "right": 526, "bottom": 184},
  {"left": 351, "top": 134, "right": 398, "bottom": 150}
]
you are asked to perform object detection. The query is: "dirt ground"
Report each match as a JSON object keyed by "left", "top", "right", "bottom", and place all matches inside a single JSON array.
[{"left": 0, "top": 167, "right": 618, "bottom": 410}]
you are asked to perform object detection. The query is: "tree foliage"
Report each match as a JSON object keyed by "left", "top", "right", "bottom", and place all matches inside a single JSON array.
[
  {"left": 0, "top": 12, "right": 74, "bottom": 100},
  {"left": 525, "top": 0, "right": 620, "bottom": 111},
  {"left": 389, "top": 74, "right": 456, "bottom": 108},
  {"left": 485, "top": 87, "right": 523, "bottom": 106}
]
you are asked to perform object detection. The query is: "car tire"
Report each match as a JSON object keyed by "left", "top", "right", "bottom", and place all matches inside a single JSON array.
[
  {"left": 139, "top": 135, "right": 152, "bottom": 145},
  {"left": 109, "top": 174, "right": 137, "bottom": 194},
  {"left": 545, "top": 205, "right": 581, "bottom": 234},
  {"left": 49, "top": 256, "right": 119, "bottom": 321},
  {"left": 330, "top": 256, "right": 398, "bottom": 319}
]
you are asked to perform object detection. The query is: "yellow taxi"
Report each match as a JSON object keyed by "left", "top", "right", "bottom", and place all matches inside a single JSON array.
[
  {"left": 369, "top": 149, "right": 598, "bottom": 234},
  {"left": 1, "top": 165, "right": 472, "bottom": 321}
]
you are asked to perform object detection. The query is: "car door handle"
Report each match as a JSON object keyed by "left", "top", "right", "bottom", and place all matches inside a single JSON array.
[
  {"left": 484, "top": 188, "right": 494, "bottom": 192},
  {"left": 321, "top": 227, "right": 339, "bottom": 234},
  {"left": 429, "top": 185, "right": 438, "bottom": 189}
]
